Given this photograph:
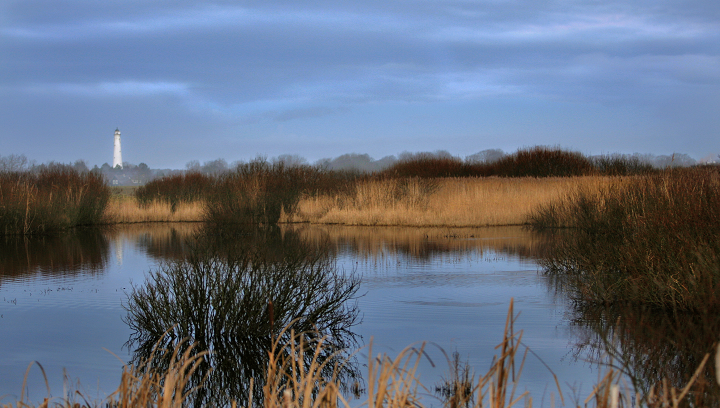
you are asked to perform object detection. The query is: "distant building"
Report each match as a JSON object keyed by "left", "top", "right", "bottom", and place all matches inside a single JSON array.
[{"left": 113, "top": 128, "right": 123, "bottom": 168}]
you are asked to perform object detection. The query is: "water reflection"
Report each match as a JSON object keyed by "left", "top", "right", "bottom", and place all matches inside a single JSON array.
[
  {"left": 567, "top": 304, "right": 720, "bottom": 405},
  {"left": 283, "top": 225, "right": 552, "bottom": 263},
  {"left": 123, "top": 226, "right": 361, "bottom": 407},
  {"left": 131, "top": 223, "right": 200, "bottom": 261},
  {"left": 539, "top": 228, "right": 720, "bottom": 405},
  {"left": 0, "top": 228, "right": 110, "bottom": 280}
]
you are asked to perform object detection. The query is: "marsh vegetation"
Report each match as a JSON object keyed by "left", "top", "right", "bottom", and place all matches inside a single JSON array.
[
  {"left": 531, "top": 166, "right": 720, "bottom": 311},
  {"left": 0, "top": 165, "right": 109, "bottom": 234},
  {"left": 3, "top": 147, "right": 720, "bottom": 407},
  {"left": 124, "top": 227, "right": 361, "bottom": 407}
]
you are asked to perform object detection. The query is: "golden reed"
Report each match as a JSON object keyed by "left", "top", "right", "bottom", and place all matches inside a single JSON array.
[
  {"left": 284, "top": 176, "right": 615, "bottom": 227},
  {"left": 105, "top": 177, "right": 616, "bottom": 227}
]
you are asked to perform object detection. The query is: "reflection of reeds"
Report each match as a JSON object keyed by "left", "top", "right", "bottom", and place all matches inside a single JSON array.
[
  {"left": 282, "top": 224, "right": 552, "bottom": 263},
  {"left": 566, "top": 303, "right": 720, "bottom": 406},
  {"left": 0, "top": 228, "right": 109, "bottom": 278}
]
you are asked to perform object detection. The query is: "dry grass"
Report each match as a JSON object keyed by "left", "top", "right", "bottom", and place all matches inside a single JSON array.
[
  {"left": 105, "top": 176, "right": 617, "bottom": 228},
  {"left": 287, "top": 177, "right": 615, "bottom": 227},
  {"left": 104, "top": 196, "right": 204, "bottom": 223},
  {"left": 5, "top": 300, "right": 717, "bottom": 408}
]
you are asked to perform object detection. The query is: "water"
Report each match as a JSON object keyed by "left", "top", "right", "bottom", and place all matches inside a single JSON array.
[{"left": 0, "top": 224, "right": 618, "bottom": 404}]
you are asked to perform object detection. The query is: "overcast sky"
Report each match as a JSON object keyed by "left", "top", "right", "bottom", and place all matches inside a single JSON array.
[{"left": 2, "top": 0, "right": 719, "bottom": 168}]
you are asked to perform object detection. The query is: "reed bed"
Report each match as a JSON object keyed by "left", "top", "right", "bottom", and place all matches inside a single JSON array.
[
  {"left": 105, "top": 196, "right": 204, "bottom": 223},
  {"left": 530, "top": 167, "right": 720, "bottom": 310},
  {"left": 0, "top": 166, "right": 109, "bottom": 235},
  {"left": 287, "top": 177, "right": 614, "bottom": 227}
]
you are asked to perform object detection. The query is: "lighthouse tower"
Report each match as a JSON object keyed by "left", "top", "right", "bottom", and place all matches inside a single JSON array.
[{"left": 113, "top": 128, "right": 123, "bottom": 168}]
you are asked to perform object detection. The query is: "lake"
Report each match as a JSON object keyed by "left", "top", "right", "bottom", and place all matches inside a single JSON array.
[{"left": 1, "top": 224, "right": 705, "bottom": 406}]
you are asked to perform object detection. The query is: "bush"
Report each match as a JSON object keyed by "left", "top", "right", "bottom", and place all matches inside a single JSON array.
[
  {"left": 0, "top": 165, "right": 109, "bottom": 235},
  {"left": 135, "top": 172, "right": 213, "bottom": 210},
  {"left": 383, "top": 154, "right": 471, "bottom": 178},
  {"left": 205, "top": 159, "right": 356, "bottom": 226},
  {"left": 484, "top": 147, "right": 595, "bottom": 177}
]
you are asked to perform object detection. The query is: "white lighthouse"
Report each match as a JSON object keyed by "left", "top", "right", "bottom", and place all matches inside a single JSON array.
[{"left": 113, "top": 128, "right": 123, "bottom": 168}]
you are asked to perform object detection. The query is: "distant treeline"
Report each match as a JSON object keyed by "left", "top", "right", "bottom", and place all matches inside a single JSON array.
[
  {"left": 1, "top": 148, "right": 705, "bottom": 185},
  {"left": 178, "top": 148, "right": 701, "bottom": 177}
]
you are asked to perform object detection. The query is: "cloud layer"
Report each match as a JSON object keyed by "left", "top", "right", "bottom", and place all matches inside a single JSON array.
[{"left": 2, "top": 0, "right": 719, "bottom": 167}]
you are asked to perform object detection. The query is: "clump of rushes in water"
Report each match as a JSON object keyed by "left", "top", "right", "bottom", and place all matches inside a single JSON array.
[
  {"left": 0, "top": 165, "right": 109, "bottom": 235},
  {"left": 123, "top": 226, "right": 362, "bottom": 407},
  {"left": 529, "top": 166, "right": 720, "bottom": 311}
]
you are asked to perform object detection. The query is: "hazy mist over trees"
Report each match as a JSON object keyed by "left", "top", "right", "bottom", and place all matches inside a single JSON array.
[{"left": 0, "top": 149, "right": 710, "bottom": 186}]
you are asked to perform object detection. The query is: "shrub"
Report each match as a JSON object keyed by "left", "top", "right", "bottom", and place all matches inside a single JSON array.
[
  {"left": 0, "top": 166, "right": 109, "bottom": 235},
  {"left": 484, "top": 147, "right": 595, "bottom": 177},
  {"left": 205, "top": 159, "right": 354, "bottom": 226},
  {"left": 383, "top": 154, "right": 471, "bottom": 178},
  {"left": 135, "top": 172, "right": 213, "bottom": 210}
]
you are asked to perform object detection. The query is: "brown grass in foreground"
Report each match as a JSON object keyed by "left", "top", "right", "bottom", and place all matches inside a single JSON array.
[
  {"left": 5, "top": 300, "right": 716, "bottom": 408},
  {"left": 286, "top": 177, "right": 615, "bottom": 227}
]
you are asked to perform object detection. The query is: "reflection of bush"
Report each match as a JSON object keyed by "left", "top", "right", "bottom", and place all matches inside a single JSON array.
[
  {"left": 0, "top": 228, "right": 109, "bottom": 279},
  {"left": 134, "top": 224, "right": 199, "bottom": 261},
  {"left": 124, "top": 227, "right": 361, "bottom": 407},
  {"left": 566, "top": 304, "right": 720, "bottom": 406}
]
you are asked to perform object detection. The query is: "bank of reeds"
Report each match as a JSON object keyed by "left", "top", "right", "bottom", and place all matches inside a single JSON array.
[
  {"left": 0, "top": 166, "right": 109, "bottom": 235},
  {"left": 109, "top": 148, "right": 658, "bottom": 227},
  {"left": 287, "top": 176, "right": 613, "bottom": 227},
  {"left": 105, "top": 197, "right": 204, "bottom": 223},
  {"left": 529, "top": 167, "right": 720, "bottom": 310}
]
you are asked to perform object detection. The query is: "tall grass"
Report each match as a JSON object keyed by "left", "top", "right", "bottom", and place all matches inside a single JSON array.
[
  {"left": 105, "top": 197, "right": 204, "bottom": 223},
  {"left": 0, "top": 166, "right": 109, "bottom": 235},
  {"left": 289, "top": 176, "right": 613, "bottom": 227},
  {"left": 530, "top": 167, "right": 720, "bottom": 310}
]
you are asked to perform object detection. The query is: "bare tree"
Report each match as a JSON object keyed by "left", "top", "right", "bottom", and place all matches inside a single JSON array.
[{"left": 0, "top": 154, "right": 29, "bottom": 172}]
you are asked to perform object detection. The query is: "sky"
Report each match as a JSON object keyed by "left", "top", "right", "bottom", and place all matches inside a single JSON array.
[{"left": 2, "top": 0, "right": 719, "bottom": 169}]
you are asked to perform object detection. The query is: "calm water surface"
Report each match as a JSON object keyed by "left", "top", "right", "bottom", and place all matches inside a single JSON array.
[{"left": 1, "top": 224, "right": 604, "bottom": 403}]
